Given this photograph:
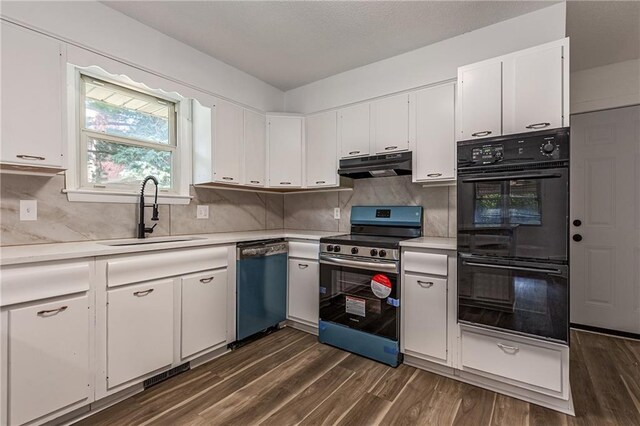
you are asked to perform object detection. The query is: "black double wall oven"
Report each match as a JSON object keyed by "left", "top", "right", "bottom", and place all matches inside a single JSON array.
[{"left": 457, "top": 128, "right": 570, "bottom": 344}]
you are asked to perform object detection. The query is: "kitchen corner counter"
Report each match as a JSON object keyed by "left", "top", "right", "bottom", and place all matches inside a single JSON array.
[
  {"left": 400, "top": 237, "right": 457, "bottom": 251},
  {"left": 0, "top": 229, "right": 340, "bottom": 267}
]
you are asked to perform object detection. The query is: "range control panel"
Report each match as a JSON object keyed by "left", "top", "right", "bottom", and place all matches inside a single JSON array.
[{"left": 320, "top": 243, "right": 399, "bottom": 261}]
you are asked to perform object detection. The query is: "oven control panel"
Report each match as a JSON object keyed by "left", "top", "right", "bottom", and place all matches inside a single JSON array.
[
  {"left": 471, "top": 145, "right": 504, "bottom": 164},
  {"left": 320, "top": 244, "right": 399, "bottom": 261}
]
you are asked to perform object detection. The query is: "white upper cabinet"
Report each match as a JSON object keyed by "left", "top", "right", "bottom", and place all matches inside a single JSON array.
[
  {"left": 414, "top": 83, "right": 456, "bottom": 182},
  {"left": 213, "top": 99, "right": 244, "bottom": 184},
  {"left": 503, "top": 44, "right": 565, "bottom": 134},
  {"left": 339, "top": 103, "right": 371, "bottom": 159},
  {"left": 306, "top": 111, "right": 337, "bottom": 187},
  {"left": 458, "top": 59, "right": 502, "bottom": 140},
  {"left": 372, "top": 93, "right": 410, "bottom": 154},
  {"left": 267, "top": 115, "right": 304, "bottom": 188},
  {"left": 1, "top": 22, "right": 65, "bottom": 169},
  {"left": 243, "top": 110, "right": 266, "bottom": 187}
]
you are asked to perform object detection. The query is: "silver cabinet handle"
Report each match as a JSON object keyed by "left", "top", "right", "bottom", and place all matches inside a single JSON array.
[
  {"left": 280, "top": 182, "right": 291, "bottom": 185},
  {"left": 250, "top": 180, "right": 260, "bottom": 184},
  {"left": 315, "top": 181, "right": 325, "bottom": 184},
  {"left": 526, "top": 122, "right": 550, "bottom": 129},
  {"left": 17, "top": 154, "right": 46, "bottom": 161},
  {"left": 348, "top": 150, "right": 360, "bottom": 155},
  {"left": 497, "top": 342, "right": 519, "bottom": 353},
  {"left": 384, "top": 146, "right": 398, "bottom": 150},
  {"left": 199, "top": 277, "right": 214, "bottom": 283},
  {"left": 298, "top": 263, "right": 309, "bottom": 269},
  {"left": 222, "top": 177, "right": 234, "bottom": 181},
  {"left": 427, "top": 173, "right": 442, "bottom": 178},
  {"left": 37, "top": 306, "right": 68, "bottom": 316},
  {"left": 133, "top": 289, "right": 154, "bottom": 297},
  {"left": 417, "top": 280, "right": 434, "bottom": 288},
  {"left": 471, "top": 131, "right": 492, "bottom": 137}
]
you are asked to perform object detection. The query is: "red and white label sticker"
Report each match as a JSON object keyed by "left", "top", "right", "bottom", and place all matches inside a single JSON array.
[{"left": 371, "top": 274, "right": 392, "bottom": 298}]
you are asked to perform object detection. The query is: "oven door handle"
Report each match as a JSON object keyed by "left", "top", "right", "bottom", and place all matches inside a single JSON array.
[
  {"left": 320, "top": 255, "right": 398, "bottom": 273},
  {"left": 461, "top": 173, "right": 562, "bottom": 183},
  {"left": 461, "top": 261, "right": 562, "bottom": 275}
]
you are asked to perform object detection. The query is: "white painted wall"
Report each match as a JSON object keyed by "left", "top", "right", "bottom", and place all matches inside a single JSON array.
[
  {"left": 284, "top": 3, "right": 567, "bottom": 114},
  {"left": 0, "top": 1, "right": 284, "bottom": 112},
  {"left": 571, "top": 59, "right": 640, "bottom": 114}
]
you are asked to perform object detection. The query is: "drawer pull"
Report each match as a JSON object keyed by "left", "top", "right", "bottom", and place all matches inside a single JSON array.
[
  {"left": 384, "top": 146, "right": 398, "bottom": 151},
  {"left": 315, "top": 181, "right": 325, "bottom": 185},
  {"left": 471, "top": 131, "right": 492, "bottom": 137},
  {"left": 497, "top": 342, "right": 519, "bottom": 354},
  {"left": 280, "top": 182, "right": 291, "bottom": 185},
  {"left": 199, "top": 277, "right": 214, "bottom": 283},
  {"left": 37, "top": 306, "right": 68, "bottom": 316},
  {"left": 250, "top": 180, "right": 260, "bottom": 184},
  {"left": 417, "top": 280, "right": 434, "bottom": 288},
  {"left": 348, "top": 150, "right": 360, "bottom": 155},
  {"left": 222, "top": 177, "right": 234, "bottom": 181},
  {"left": 526, "top": 122, "right": 551, "bottom": 129},
  {"left": 133, "top": 289, "right": 154, "bottom": 297},
  {"left": 17, "top": 154, "right": 46, "bottom": 161},
  {"left": 427, "top": 173, "right": 442, "bottom": 178},
  {"left": 298, "top": 263, "right": 309, "bottom": 269}
]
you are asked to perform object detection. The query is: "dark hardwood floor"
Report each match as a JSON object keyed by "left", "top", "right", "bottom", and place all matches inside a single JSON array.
[{"left": 76, "top": 328, "right": 640, "bottom": 426}]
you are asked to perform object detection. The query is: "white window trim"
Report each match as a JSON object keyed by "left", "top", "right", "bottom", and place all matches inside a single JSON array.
[{"left": 65, "top": 64, "right": 192, "bottom": 204}]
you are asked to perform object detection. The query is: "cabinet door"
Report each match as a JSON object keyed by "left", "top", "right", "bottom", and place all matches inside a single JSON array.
[
  {"left": 306, "top": 111, "right": 337, "bottom": 187},
  {"left": 503, "top": 44, "right": 564, "bottom": 135},
  {"left": 181, "top": 269, "right": 228, "bottom": 359},
  {"left": 403, "top": 274, "right": 448, "bottom": 363},
  {"left": 288, "top": 259, "right": 319, "bottom": 326},
  {"left": 268, "top": 116, "right": 303, "bottom": 187},
  {"left": 107, "top": 279, "right": 173, "bottom": 388},
  {"left": 213, "top": 99, "right": 244, "bottom": 184},
  {"left": 8, "top": 295, "right": 90, "bottom": 425},
  {"left": 414, "top": 83, "right": 456, "bottom": 182},
  {"left": 1, "top": 22, "right": 64, "bottom": 167},
  {"left": 373, "top": 93, "right": 410, "bottom": 154},
  {"left": 339, "top": 103, "right": 370, "bottom": 158},
  {"left": 244, "top": 110, "right": 266, "bottom": 186},
  {"left": 458, "top": 60, "right": 502, "bottom": 140}
]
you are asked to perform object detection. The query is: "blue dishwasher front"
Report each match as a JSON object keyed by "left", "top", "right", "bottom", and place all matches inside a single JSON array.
[{"left": 236, "top": 240, "right": 288, "bottom": 341}]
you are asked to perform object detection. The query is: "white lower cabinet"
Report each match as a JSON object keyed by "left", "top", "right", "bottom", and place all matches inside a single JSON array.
[
  {"left": 403, "top": 274, "right": 448, "bottom": 363},
  {"left": 8, "top": 295, "right": 90, "bottom": 425},
  {"left": 181, "top": 269, "right": 228, "bottom": 359},
  {"left": 107, "top": 279, "right": 174, "bottom": 388},
  {"left": 287, "top": 258, "right": 319, "bottom": 326}
]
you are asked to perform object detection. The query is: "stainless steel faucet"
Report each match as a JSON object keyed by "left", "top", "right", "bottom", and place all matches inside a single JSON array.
[{"left": 137, "top": 175, "right": 160, "bottom": 238}]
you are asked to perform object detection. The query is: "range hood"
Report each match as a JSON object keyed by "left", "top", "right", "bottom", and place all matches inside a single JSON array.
[{"left": 338, "top": 151, "right": 412, "bottom": 179}]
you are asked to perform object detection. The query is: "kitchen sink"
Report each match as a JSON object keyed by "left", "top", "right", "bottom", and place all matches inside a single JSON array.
[{"left": 99, "top": 236, "right": 206, "bottom": 246}]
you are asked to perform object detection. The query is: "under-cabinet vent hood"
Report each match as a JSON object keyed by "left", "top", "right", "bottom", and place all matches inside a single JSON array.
[{"left": 338, "top": 151, "right": 412, "bottom": 179}]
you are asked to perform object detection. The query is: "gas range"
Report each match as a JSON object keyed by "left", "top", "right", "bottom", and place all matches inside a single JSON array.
[{"left": 320, "top": 235, "right": 403, "bottom": 261}]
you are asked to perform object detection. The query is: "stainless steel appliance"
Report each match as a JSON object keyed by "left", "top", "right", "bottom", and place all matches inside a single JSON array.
[
  {"left": 338, "top": 151, "right": 412, "bottom": 179},
  {"left": 236, "top": 239, "right": 288, "bottom": 341},
  {"left": 319, "top": 206, "right": 423, "bottom": 366},
  {"left": 457, "top": 128, "right": 570, "bottom": 343}
]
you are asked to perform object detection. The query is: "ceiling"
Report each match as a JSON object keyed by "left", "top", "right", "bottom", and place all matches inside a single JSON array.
[{"left": 102, "top": 1, "right": 554, "bottom": 91}]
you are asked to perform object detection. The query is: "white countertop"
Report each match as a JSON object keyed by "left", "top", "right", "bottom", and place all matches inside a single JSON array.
[{"left": 400, "top": 236, "right": 457, "bottom": 251}]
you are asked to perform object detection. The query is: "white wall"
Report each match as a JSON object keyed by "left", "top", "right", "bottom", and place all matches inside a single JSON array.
[
  {"left": 0, "top": 1, "right": 284, "bottom": 112},
  {"left": 571, "top": 59, "right": 640, "bottom": 114},
  {"left": 284, "top": 3, "right": 567, "bottom": 114}
]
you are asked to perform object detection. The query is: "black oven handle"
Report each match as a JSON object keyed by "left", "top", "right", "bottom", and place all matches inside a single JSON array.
[
  {"left": 461, "top": 172, "right": 562, "bottom": 183},
  {"left": 320, "top": 254, "right": 399, "bottom": 274},
  {"left": 461, "top": 261, "right": 562, "bottom": 275}
]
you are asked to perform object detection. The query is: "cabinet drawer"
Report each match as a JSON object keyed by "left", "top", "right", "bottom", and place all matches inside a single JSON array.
[
  {"left": 288, "top": 241, "right": 319, "bottom": 260},
  {"left": 107, "top": 279, "right": 174, "bottom": 388},
  {"left": 9, "top": 295, "right": 90, "bottom": 425},
  {"left": 461, "top": 328, "right": 564, "bottom": 393},
  {"left": 106, "top": 246, "right": 228, "bottom": 287},
  {"left": 1, "top": 260, "right": 90, "bottom": 306},
  {"left": 403, "top": 251, "right": 447, "bottom": 276}
]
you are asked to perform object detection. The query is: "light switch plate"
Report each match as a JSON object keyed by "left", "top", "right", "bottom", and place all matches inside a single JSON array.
[
  {"left": 196, "top": 205, "right": 209, "bottom": 219},
  {"left": 20, "top": 200, "right": 37, "bottom": 221},
  {"left": 334, "top": 207, "right": 341, "bottom": 220}
]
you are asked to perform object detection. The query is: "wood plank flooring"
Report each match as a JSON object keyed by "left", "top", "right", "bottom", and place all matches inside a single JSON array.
[{"left": 75, "top": 328, "right": 640, "bottom": 426}]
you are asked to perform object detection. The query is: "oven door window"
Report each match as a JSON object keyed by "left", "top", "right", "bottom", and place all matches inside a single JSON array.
[
  {"left": 458, "top": 257, "right": 568, "bottom": 343},
  {"left": 319, "top": 263, "right": 398, "bottom": 340}
]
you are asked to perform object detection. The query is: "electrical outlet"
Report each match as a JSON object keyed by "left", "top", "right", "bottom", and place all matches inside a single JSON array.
[
  {"left": 196, "top": 205, "right": 209, "bottom": 219},
  {"left": 20, "top": 200, "right": 37, "bottom": 221},
  {"left": 333, "top": 207, "right": 341, "bottom": 220}
]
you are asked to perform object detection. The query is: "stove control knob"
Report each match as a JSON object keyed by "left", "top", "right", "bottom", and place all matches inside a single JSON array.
[
  {"left": 351, "top": 247, "right": 359, "bottom": 254},
  {"left": 379, "top": 250, "right": 387, "bottom": 257},
  {"left": 334, "top": 245, "right": 341, "bottom": 253},
  {"left": 326, "top": 245, "right": 334, "bottom": 252},
  {"left": 370, "top": 249, "right": 378, "bottom": 257},
  {"left": 542, "top": 142, "right": 555, "bottom": 154}
]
